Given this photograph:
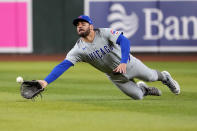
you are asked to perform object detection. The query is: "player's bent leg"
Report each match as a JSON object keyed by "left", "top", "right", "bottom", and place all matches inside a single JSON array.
[
  {"left": 114, "top": 81, "right": 144, "bottom": 100},
  {"left": 106, "top": 74, "right": 144, "bottom": 100},
  {"left": 128, "top": 57, "right": 180, "bottom": 95},
  {"left": 137, "top": 81, "right": 162, "bottom": 96}
]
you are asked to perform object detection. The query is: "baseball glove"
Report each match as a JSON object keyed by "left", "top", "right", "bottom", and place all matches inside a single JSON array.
[{"left": 20, "top": 80, "right": 44, "bottom": 99}]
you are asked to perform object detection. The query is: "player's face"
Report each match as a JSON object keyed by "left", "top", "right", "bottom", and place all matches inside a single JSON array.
[{"left": 76, "top": 21, "right": 91, "bottom": 37}]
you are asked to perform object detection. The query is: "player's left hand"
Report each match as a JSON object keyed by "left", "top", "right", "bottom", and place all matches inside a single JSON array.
[
  {"left": 113, "top": 63, "right": 127, "bottom": 74},
  {"left": 37, "top": 80, "right": 48, "bottom": 88}
]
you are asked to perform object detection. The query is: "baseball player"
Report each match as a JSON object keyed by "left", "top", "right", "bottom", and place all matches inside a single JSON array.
[{"left": 38, "top": 15, "right": 180, "bottom": 100}]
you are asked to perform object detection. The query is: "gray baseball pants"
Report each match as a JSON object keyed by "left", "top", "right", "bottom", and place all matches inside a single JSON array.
[{"left": 106, "top": 57, "right": 158, "bottom": 100}]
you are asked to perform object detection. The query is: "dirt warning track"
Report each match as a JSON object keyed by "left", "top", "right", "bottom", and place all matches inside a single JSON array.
[{"left": 0, "top": 53, "right": 197, "bottom": 62}]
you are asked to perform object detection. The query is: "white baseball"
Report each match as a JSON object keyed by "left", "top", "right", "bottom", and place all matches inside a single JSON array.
[{"left": 16, "top": 76, "right": 24, "bottom": 83}]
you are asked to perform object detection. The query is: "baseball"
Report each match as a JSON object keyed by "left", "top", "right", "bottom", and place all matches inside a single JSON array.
[{"left": 16, "top": 76, "right": 24, "bottom": 83}]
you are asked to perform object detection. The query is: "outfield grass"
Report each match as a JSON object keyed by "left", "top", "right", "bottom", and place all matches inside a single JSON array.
[{"left": 0, "top": 61, "right": 197, "bottom": 131}]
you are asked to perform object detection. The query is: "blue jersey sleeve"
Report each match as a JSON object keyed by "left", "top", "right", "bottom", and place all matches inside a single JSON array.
[
  {"left": 116, "top": 34, "right": 130, "bottom": 63},
  {"left": 44, "top": 60, "right": 74, "bottom": 84}
]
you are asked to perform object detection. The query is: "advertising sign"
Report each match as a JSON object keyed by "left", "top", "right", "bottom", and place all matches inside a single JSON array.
[
  {"left": 0, "top": 0, "right": 32, "bottom": 53},
  {"left": 85, "top": 0, "right": 197, "bottom": 52}
]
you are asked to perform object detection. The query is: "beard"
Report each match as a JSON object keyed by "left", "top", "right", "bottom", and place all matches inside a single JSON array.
[{"left": 77, "top": 27, "right": 90, "bottom": 38}]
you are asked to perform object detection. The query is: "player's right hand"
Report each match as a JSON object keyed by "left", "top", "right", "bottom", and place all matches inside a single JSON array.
[
  {"left": 113, "top": 63, "right": 127, "bottom": 74},
  {"left": 37, "top": 80, "right": 48, "bottom": 88}
]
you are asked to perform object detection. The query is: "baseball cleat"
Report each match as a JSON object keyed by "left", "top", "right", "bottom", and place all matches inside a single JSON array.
[
  {"left": 137, "top": 81, "right": 162, "bottom": 96},
  {"left": 161, "top": 71, "right": 180, "bottom": 95}
]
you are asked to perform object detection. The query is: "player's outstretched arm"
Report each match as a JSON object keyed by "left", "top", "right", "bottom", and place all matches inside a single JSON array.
[{"left": 38, "top": 60, "right": 74, "bottom": 88}]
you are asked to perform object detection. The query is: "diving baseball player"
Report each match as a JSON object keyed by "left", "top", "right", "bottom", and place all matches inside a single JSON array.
[{"left": 38, "top": 15, "right": 180, "bottom": 100}]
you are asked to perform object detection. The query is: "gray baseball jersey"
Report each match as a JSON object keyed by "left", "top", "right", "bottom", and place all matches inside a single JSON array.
[
  {"left": 66, "top": 28, "right": 133, "bottom": 74},
  {"left": 66, "top": 28, "right": 158, "bottom": 99}
]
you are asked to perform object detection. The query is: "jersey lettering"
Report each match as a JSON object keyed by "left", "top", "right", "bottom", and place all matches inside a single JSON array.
[
  {"left": 93, "top": 52, "right": 98, "bottom": 59},
  {"left": 95, "top": 50, "right": 102, "bottom": 59},
  {"left": 88, "top": 45, "right": 113, "bottom": 61},
  {"left": 100, "top": 48, "right": 106, "bottom": 55}
]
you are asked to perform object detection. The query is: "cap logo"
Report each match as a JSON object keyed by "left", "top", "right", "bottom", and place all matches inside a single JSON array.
[{"left": 110, "top": 29, "right": 118, "bottom": 35}]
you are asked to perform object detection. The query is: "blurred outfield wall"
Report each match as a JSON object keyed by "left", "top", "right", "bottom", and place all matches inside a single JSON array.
[
  {"left": 0, "top": 0, "right": 197, "bottom": 54},
  {"left": 0, "top": 0, "right": 83, "bottom": 54},
  {"left": 33, "top": 0, "right": 83, "bottom": 54}
]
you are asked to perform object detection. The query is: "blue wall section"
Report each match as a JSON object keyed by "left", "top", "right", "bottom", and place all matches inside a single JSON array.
[{"left": 86, "top": 0, "right": 197, "bottom": 52}]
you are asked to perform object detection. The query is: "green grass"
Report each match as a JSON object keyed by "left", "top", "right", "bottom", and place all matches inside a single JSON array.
[{"left": 0, "top": 61, "right": 197, "bottom": 131}]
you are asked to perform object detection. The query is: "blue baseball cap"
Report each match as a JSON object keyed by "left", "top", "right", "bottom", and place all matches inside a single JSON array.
[{"left": 73, "top": 15, "right": 93, "bottom": 26}]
